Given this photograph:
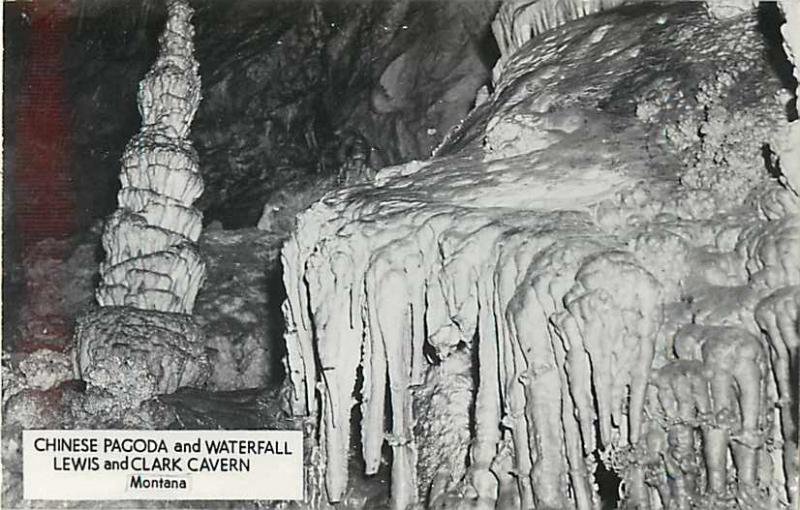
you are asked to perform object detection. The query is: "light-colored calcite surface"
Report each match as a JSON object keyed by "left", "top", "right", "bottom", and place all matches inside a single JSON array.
[
  {"left": 96, "top": 0, "right": 206, "bottom": 314},
  {"left": 74, "top": 0, "right": 209, "bottom": 404},
  {"left": 282, "top": 2, "right": 799, "bottom": 509},
  {"left": 775, "top": 0, "right": 800, "bottom": 196}
]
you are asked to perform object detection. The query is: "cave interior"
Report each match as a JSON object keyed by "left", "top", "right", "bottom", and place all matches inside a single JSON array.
[{"left": 2, "top": 0, "right": 799, "bottom": 509}]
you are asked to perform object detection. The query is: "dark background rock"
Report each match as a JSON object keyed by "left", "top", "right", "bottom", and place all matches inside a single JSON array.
[
  {"left": 3, "top": 233, "right": 100, "bottom": 354},
  {"left": 195, "top": 228, "right": 286, "bottom": 390}
]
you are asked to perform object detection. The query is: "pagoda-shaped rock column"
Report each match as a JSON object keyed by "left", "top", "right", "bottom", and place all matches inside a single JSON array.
[
  {"left": 98, "top": 0, "right": 205, "bottom": 312},
  {"left": 74, "top": 0, "right": 209, "bottom": 414}
]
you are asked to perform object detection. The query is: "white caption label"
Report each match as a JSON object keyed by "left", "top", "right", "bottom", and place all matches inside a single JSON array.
[{"left": 23, "top": 430, "right": 303, "bottom": 500}]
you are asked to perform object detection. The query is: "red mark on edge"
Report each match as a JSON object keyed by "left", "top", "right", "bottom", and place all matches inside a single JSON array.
[{"left": 12, "top": 0, "right": 76, "bottom": 352}]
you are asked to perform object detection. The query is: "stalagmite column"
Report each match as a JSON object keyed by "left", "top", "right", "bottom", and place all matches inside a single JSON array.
[
  {"left": 74, "top": 0, "right": 209, "bottom": 409},
  {"left": 97, "top": 0, "right": 205, "bottom": 312}
]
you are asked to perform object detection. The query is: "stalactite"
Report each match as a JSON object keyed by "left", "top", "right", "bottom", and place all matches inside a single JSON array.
[
  {"left": 517, "top": 236, "right": 601, "bottom": 509},
  {"left": 672, "top": 325, "right": 769, "bottom": 505},
  {"left": 764, "top": 3, "right": 800, "bottom": 506},
  {"left": 490, "top": 0, "right": 630, "bottom": 82},
  {"left": 646, "top": 359, "right": 710, "bottom": 509},
  {"left": 306, "top": 243, "right": 362, "bottom": 502},
  {"left": 469, "top": 277, "right": 501, "bottom": 510},
  {"left": 96, "top": 0, "right": 205, "bottom": 314},
  {"left": 755, "top": 287, "right": 800, "bottom": 506}
]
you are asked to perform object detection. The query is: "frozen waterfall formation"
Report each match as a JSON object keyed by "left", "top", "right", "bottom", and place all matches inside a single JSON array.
[
  {"left": 283, "top": 1, "right": 799, "bottom": 509},
  {"left": 774, "top": 0, "right": 800, "bottom": 196},
  {"left": 74, "top": 0, "right": 209, "bottom": 407}
]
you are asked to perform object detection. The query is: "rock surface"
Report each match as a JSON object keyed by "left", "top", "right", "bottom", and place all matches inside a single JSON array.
[
  {"left": 75, "top": 306, "right": 210, "bottom": 407},
  {"left": 282, "top": 3, "right": 799, "bottom": 509},
  {"left": 195, "top": 228, "right": 284, "bottom": 390},
  {"left": 4, "top": 236, "right": 98, "bottom": 353}
]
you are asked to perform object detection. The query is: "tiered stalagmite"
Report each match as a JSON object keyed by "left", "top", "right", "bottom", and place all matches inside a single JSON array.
[
  {"left": 74, "top": 0, "right": 209, "bottom": 409},
  {"left": 282, "top": 2, "right": 799, "bottom": 509},
  {"left": 96, "top": 0, "right": 205, "bottom": 313}
]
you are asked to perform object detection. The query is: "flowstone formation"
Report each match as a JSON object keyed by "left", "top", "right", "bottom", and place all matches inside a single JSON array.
[
  {"left": 75, "top": 0, "right": 209, "bottom": 410},
  {"left": 282, "top": 2, "right": 799, "bottom": 509},
  {"left": 490, "top": 0, "right": 629, "bottom": 81},
  {"left": 775, "top": 0, "right": 800, "bottom": 195}
]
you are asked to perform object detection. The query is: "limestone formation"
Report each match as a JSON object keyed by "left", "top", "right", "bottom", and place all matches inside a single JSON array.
[
  {"left": 75, "top": 307, "right": 209, "bottom": 408},
  {"left": 1, "top": 350, "right": 72, "bottom": 407},
  {"left": 705, "top": 0, "right": 758, "bottom": 20},
  {"left": 775, "top": 0, "right": 800, "bottom": 196},
  {"left": 491, "top": 0, "right": 629, "bottom": 81},
  {"left": 762, "top": 2, "right": 800, "bottom": 506},
  {"left": 17, "top": 349, "right": 72, "bottom": 392},
  {"left": 281, "top": 4, "right": 799, "bottom": 510},
  {"left": 96, "top": 0, "right": 205, "bottom": 314},
  {"left": 489, "top": 0, "right": 758, "bottom": 83},
  {"left": 74, "top": 0, "right": 209, "bottom": 406}
]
